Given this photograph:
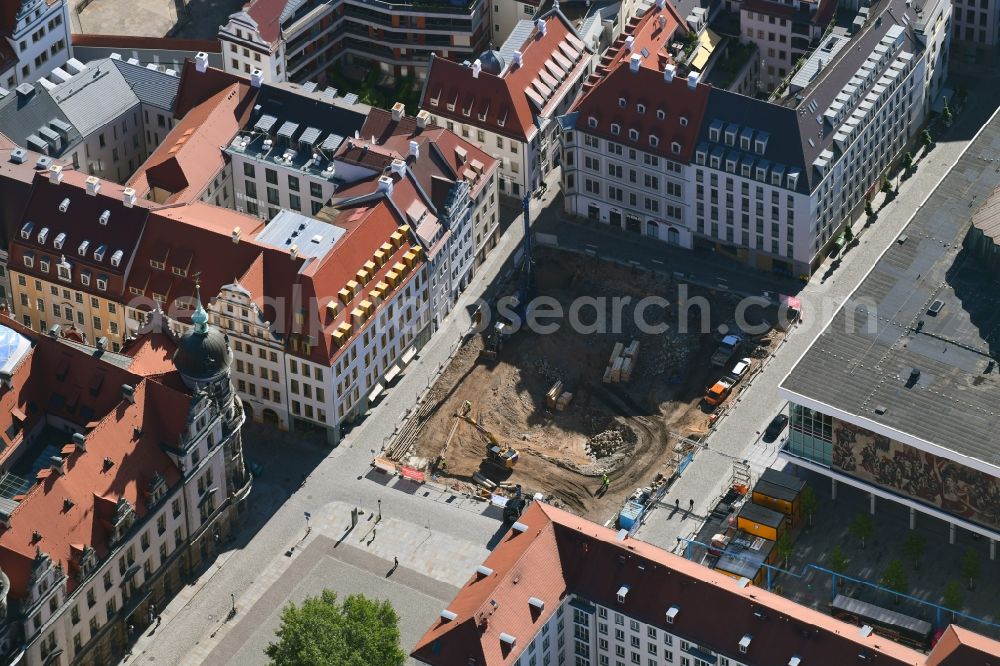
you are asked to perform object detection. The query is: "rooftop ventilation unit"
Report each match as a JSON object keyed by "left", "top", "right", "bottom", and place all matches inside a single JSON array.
[
  {"left": 35, "top": 155, "right": 52, "bottom": 170},
  {"left": 10, "top": 148, "right": 26, "bottom": 164},
  {"left": 85, "top": 176, "right": 100, "bottom": 197},
  {"left": 58, "top": 198, "right": 70, "bottom": 213},
  {"left": 476, "top": 565, "right": 494, "bottom": 578},
  {"left": 49, "top": 164, "right": 64, "bottom": 184},
  {"left": 195, "top": 52, "right": 209, "bottom": 73}
]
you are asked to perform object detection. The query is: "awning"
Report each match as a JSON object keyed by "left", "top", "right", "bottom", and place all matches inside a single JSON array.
[
  {"left": 399, "top": 466, "right": 425, "bottom": 482},
  {"left": 401, "top": 347, "right": 416, "bottom": 366},
  {"left": 10, "top": 407, "right": 25, "bottom": 422},
  {"left": 368, "top": 382, "right": 385, "bottom": 403},
  {"left": 691, "top": 28, "right": 722, "bottom": 72},
  {"left": 120, "top": 561, "right": 141, "bottom": 583},
  {"left": 384, "top": 364, "right": 401, "bottom": 384}
]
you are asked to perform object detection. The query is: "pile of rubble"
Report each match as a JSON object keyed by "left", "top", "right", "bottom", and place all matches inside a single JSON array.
[
  {"left": 585, "top": 424, "right": 637, "bottom": 458},
  {"left": 533, "top": 358, "right": 563, "bottom": 383},
  {"left": 644, "top": 336, "right": 695, "bottom": 377}
]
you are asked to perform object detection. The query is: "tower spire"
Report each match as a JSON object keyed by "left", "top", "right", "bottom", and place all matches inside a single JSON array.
[{"left": 192, "top": 273, "right": 208, "bottom": 335}]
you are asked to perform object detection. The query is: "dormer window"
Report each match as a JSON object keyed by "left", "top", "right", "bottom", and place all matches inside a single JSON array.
[
  {"left": 755, "top": 138, "right": 767, "bottom": 154},
  {"left": 611, "top": 123, "right": 621, "bottom": 135},
  {"left": 695, "top": 150, "right": 706, "bottom": 166},
  {"left": 111, "top": 250, "right": 124, "bottom": 267},
  {"left": 671, "top": 141, "right": 681, "bottom": 155},
  {"left": 679, "top": 116, "right": 688, "bottom": 127},
  {"left": 57, "top": 258, "right": 71, "bottom": 282},
  {"left": 637, "top": 103, "right": 646, "bottom": 114},
  {"left": 726, "top": 159, "right": 736, "bottom": 173},
  {"left": 54, "top": 233, "right": 66, "bottom": 250},
  {"left": 756, "top": 167, "right": 767, "bottom": 181},
  {"left": 710, "top": 155, "right": 721, "bottom": 169},
  {"left": 772, "top": 173, "right": 782, "bottom": 186},
  {"left": 37, "top": 228, "right": 49, "bottom": 244},
  {"left": 788, "top": 173, "right": 799, "bottom": 189},
  {"left": 724, "top": 130, "right": 736, "bottom": 146},
  {"left": 656, "top": 109, "right": 665, "bottom": 120},
  {"left": 618, "top": 97, "right": 627, "bottom": 107},
  {"left": 78, "top": 240, "right": 89, "bottom": 256},
  {"left": 741, "top": 136, "right": 751, "bottom": 150},
  {"left": 39, "top": 257, "right": 50, "bottom": 273},
  {"left": 709, "top": 126, "right": 720, "bottom": 142},
  {"left": 649, "top": 136, "right": 659, "bottom": 147},
  {"left": 20, "top": 222, "right": 33, "bottom": 239},
  {"left": 628, "top": 129, "right": 639, "bottom": 142},
  {"left": 94, "top": 245, "right": 106, "bottom": 262},
  {"left": 97, "top": 275, "right": 108, "bottom": 291},
  {"left": 742, "top": 164, "right": 752, "bottom": 177},
  {"left": 23, "top": 252, "right": 34, "bottom": 268},
  {"left": 588, "top": 116, "right": 598, "bottom": 128},
  {"left": 80, "top": 270, "right": 91, "bottom": 287}
]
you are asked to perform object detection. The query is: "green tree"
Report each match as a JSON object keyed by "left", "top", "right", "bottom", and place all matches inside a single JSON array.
[
  {"left": 776, "top": 531, "right": 794, "bottom": 568},
  {"left": 942, "top": 580, "right": 964, "bottom": 618},
  {"left": 829, "top": 545, "right": 849, "bottom": 574},
  {"left": 901, "top": 152, "right": 914, "bottom": 171},
  {"left": 800, "top": 485, "right": 819, "bottom": 527},
  {"left": 265, "top": 591, "right": 406, "bottom": 666},
  {"left": 901, "top": 532, "right": 925, "bottom": 570},
  {"left": 881, "top": 558, "right": 909, "bottom": 603},
  {"left": 921, "top": 128, "right": 933, "bottom": 148},
  {"left": 865, "top": 198, "right": 874, "bottom": 217},
  {"left": 843, "top": 226, "right": 854, "bottom": 244},
  {"left": 849, "top": 512, "right": 874, "bottom": 550},
  {"left": 881, "top": 174, "right": 893, "bottom": 194},
  {"left": 942, "top": 99, "right": 953, "bottom": 123},
  {"left": 961, "top": 547, "right": 981, "bottom": 591}
]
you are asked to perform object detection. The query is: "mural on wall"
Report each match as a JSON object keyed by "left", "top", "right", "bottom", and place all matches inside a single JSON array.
[{"left": 832, "top": 418, "right": 1000, "bottom": 531}]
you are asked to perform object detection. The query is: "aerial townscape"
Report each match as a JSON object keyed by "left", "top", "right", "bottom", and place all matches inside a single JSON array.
[{"left": 1, "top": 0, "right": 1000, "bottom": 663}]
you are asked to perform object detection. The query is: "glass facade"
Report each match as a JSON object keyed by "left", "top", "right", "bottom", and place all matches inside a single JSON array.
[{"left": 786, "top": 403, "right": 833, "bottom": 466}]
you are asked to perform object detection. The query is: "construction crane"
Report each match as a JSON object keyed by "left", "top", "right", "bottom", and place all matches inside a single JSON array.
[
  {"left": 480, "top": 195, "right": 535, "bottom": 362},
  {"left": 456, "top": 400, "right": 519, "bottom": 469}
]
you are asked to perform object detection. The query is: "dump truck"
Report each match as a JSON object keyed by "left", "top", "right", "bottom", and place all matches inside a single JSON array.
[
  {"left": 710, "top": 335, "right": 744, "bottom": 367},
  {"left": 705, "top": 377, "right": 734, "bottom": 407}
]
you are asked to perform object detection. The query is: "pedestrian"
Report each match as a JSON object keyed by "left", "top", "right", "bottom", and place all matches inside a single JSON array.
[
  {"left": 394, "top": 556, "right": 399, "bottom": 568},
  {"left": 689, "top": 499, "right": 694, "bottom": 512},
  {"left": 674, "top": 498, "right": 679, "bottom": 511},
  {"left": 602, "top": 474, "right": 610, "bottom": 489}
]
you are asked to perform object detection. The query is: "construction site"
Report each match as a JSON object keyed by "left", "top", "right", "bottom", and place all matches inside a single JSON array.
[{"left": 387, "top": 247, "right": 790, "bottom": 521}]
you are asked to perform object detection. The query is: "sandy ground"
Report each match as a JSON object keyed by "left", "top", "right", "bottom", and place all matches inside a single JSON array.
[{"left": 406, "top": 249, "right": 785, "bottom": 521}]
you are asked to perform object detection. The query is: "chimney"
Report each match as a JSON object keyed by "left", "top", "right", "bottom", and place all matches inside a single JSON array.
[
  {"left": 687, "top": 71, "right": 699, "bottom": 89},
  {"left": 121, "top": 384, "right": 135, "bottom": 404},
  {"left": 625, "top": 35, "right": 635, "bottom": 51},
  {"left": 72, "top": 432, "right": 86, "bottom": 452},
  {"left": 512, "top": 50, "right": 523, "bottom": 68},
  {"left": 122, "top": 187, "right": 136, "bottom": 208},
  {"left": 377, "top": 174, "right": 394, "bottom": 194},
  {"left": 48, "top": 164, "right": 64, "bottom": 185},
  {"left": 290, "top": 244, "right": 298, "bottom": 260},
  {"left": 390, "top": 159, "right": 407, "bottom": 177},
  {"left": 250, "top": 69, "right": 263, "bottom": 88},
  {"left": 663, "top": 63, "right": 676, "bottom": 82},
  {"left": 85, "top": 176, "right": 101, "bottom": 196},
  {"left": 195, "top": 51, "right": 209, "bottom": 73},
  {"left": 232, "top": 226, "right": 242, "bottom": 243},
  {"left": 416, "top": 109, "right": 430, "bottom": 129},
  {"left": 471, "top": 59, "right": 482, "bottom": 79},
  {"left": 658, "top": 15, "right": 667, "bottom": 29},
  {"left": 49, "top": 455, "right": 65, "bottom": 476},
  {"left": 629, "top": 54, "right": 642, "bottom": 72},
  {"left": 409, "top": 140, "right": 419, "bottom": 160},
  {"left": 48, "top": 324, "right": 61, "bottom": 338},
  {"left": 535, "top": 18, "right": 546, "bottom": 35},
  {"left": 391, "top": 101, "right": 405, "bottom": 121}
]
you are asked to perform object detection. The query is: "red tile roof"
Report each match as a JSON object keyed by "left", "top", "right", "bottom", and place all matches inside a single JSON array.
[
  {"left": 413, "top": 502, "right": 937, "bottom": 666},
  {"left": 244, "top": 0, "right": 287, "bottom": 44},
  {"left": 741, "top": 0, "right": 836, "bottom": 24},
  {"left": 570, "top": 1, "right": 708, "bottom": 163},
  {"left": 172, "top": 59, "right": 254, "bottom": 118},
  {"left": 9, "top": 171, "right": 157, "bottom": 299},
  {"left": 926, "top": 625, "right": 1000, "bottom": 665},
  {"left": 129, "top": 77, "right": 257, "bottom": 204},
  {"left": 421, "top": 11, "right": 592, "bottom": 141},
  {"left": 0, "top": 319, "right": 188, "bottom": 599},
  {"left": 125, "top": 204, "right": 269, "bottom": 323}
]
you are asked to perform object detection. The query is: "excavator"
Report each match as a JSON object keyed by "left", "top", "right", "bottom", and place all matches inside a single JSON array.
[{"left": 457, "top": 400, "right": 519, "bottom": 469}]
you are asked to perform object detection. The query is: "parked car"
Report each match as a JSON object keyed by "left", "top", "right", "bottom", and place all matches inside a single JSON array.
[
  {"left": 727, "top": 358, "right": 752, "bottom": 383},
  {"left": 763, "top": 413, "right": 789, "bottom": 442}
]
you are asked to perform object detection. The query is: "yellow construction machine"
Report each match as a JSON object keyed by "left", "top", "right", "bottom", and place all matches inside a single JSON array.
[{"left": 457, "top": 401, "right": 519, "bottom": 469}]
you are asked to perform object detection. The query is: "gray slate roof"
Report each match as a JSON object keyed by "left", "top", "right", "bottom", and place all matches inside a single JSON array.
[
  {"left": 780, "top": 114, "right": 1000, "bottom": 470},
  {"left": 0, "top": 86, "right": 81, "bottom": 158},
  {"left": 49, "top": 58, "right": 179, "bottom": 138}
]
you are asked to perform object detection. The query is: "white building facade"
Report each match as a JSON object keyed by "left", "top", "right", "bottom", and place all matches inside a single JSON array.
[{"left": 1, "top": 0, "right": 72, "bottom": 89}]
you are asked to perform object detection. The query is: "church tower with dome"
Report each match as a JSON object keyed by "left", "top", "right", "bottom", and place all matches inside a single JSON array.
[{"left": 170, "top": 282, "right": 250, "bottom": 566}]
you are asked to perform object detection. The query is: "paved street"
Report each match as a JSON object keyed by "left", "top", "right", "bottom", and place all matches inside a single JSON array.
[
  {"left": 636, "top": 80, "right": 1000, "bottom": 554},
  {"left": 122, "top": 170, "right": 562, "bottom": 666}
]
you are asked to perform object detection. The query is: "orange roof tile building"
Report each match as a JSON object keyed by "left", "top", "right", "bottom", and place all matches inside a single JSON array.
[
  {"left": 0, "top": 295, "right": 249, "bottom": 666},
  {"left": 413, "top": 502, "right": 1000, "bottom": 666},
  {"left": 421, "top": 8, "right": 594, "bottom": 199}
]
